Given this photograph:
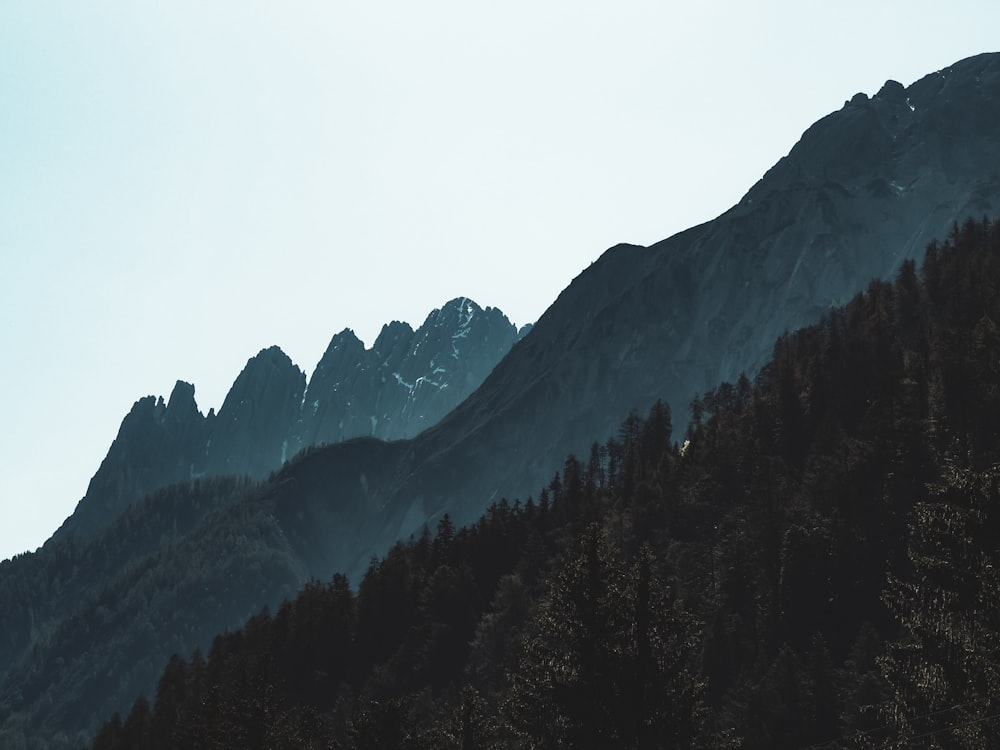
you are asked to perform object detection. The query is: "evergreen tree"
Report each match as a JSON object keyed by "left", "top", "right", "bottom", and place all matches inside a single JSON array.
[
  {"left": 505, "top": 526, "right": 705, "bottom": 749},
  {"left": 879, "top": 466, "right": 1000, "bottom": 749}
]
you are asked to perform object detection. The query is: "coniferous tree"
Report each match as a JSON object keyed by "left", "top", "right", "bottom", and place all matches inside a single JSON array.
[
  {"left": 505, "top": 526, "right": 706, "bottom": 749},
  {"left": 879, "top": 466, "right": 1000, "bottom": 749}
]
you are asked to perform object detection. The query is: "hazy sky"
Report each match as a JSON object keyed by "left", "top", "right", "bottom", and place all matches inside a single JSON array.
[{"left": 2, "top": 1, "right": 998, "bottom": 561}]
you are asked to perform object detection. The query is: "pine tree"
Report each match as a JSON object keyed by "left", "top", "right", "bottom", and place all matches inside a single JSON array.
[
  {"left": 504, "top": 526, "right": 705, "bottom": 749},
  {"left": 879, "top": 466, "right": 1000, "bottom": 749},
  {"left": 504, "top": 524, "right": 624, "bottom": 748}
]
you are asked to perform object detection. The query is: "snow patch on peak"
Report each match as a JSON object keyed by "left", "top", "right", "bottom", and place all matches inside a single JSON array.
[{"left": 459, "top": 298, "right": 475, "bottom": 328}]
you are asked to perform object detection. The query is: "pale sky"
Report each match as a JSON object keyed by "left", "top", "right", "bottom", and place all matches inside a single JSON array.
[{"left": 2, "top": 1, "right": 998, "bottom": 561}]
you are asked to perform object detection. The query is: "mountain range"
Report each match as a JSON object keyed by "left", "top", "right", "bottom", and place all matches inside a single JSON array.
[
  {"left": 308, "top": 51, "right": 1000, "bottom": 570},
  {"left": 2, "top": 52, "right": 1000, "bottom": 749},
  {"left": 52, "top": 298, "right": 524, "bottom": 542}
]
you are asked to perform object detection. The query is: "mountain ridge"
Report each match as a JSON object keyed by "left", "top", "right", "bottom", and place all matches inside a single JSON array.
[
  {"left": 246, "top": 51, "right": 1000, "bottom": 578},
  {"left": 51, "top": 297, "right": 522, "bottom": 544}
]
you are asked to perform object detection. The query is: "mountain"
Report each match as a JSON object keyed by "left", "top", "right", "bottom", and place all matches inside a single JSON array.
[
  {"left": 201, "top": 346, "right": 307, "bottom": 478},
  {"left": 51, "top": 298, "right": 521, "bottom": 542},
  {"left": 299, "top": 52, "right": 1000, "bottom": 569},
  {"left": 289, "top": 298, "right": 522, "bottom": 450},
  {"left": 3, "top": 53, "right": 1000, "bottom": 748}
]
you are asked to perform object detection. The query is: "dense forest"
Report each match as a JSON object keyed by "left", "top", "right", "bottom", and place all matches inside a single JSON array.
[{"left": 88, "top": 217, "right": 1000, "bottom": 748}]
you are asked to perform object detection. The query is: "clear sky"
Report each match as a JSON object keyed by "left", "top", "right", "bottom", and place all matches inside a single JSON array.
[{"left": 1, "top": 1, "right": 998, "bottom": 562}]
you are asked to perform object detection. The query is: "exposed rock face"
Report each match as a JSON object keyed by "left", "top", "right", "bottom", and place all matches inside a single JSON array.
[
  {"left": 53, "top": 381, "right": 209, "bottom": 540},
  {"left": 290, "top": 298, "right": 519, "bottom": 450},
  {"left": 203, "top": 346, "right": 306, "bottom": 478},
  {"left": 53, "top": 300, "right": 520, "bottom": 543}
]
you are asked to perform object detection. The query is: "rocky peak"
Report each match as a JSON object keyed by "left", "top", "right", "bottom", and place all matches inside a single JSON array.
[
  {"left": 291, "top": 298, "right": 520, "bottom": 449},
  {"left": 407, "top": 298, "right": 519, "bottom": 391},
  {"left": 52, "top": 385, "right": 209, "bottom": 542},
  {"left": 164, "top": 380, "right": 200, "bottom": 427},
  {"left": 326, "top": 328, "right": 365, "bottom": 355},
  {"left": 374, "top": 321, "right": 416, "bottom": 369},
  {"left": 216, "top": 347, "right": 304, "bottom": 412},
  {"left": 204, "top": 347, "right": 306, "bottom": 477},
  {"left": 303, "top": 331, "right": 367, "bottom": 407}
]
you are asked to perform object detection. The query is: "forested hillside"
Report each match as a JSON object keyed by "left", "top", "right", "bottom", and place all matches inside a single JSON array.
[
  {"left": 0, "top": 476, "right": 315, "bottom": 749},
  {"left": 85, "top": 217, "right": 1000, "bottom": 748}
]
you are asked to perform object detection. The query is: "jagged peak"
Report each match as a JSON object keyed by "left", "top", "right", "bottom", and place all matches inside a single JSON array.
[
  {"left": 162, "top": 380, "right": 202, "bottom": 426},
  {"left": 166, "top": 380, "right": 197, "bottom": 412},
  {"left": 216, "top": 345, "right": 305, "bottom": 418},
  {"left": 252, "top": 344, "right": 294, "bottom": 365},
  {"left": 373, "top": 320, "right": 415, "bottom": 356},
  {"left": 875, "top": 79, "right": 905, "bottom": 100},
  {"left": 444, "top": 296, "right": 481, "bottom": 312},
  {"left": 328, "top": 327, "right": 364, "bottom": 348},
  {"left": 230, "top": 346, "right": 303, "bottom": 381},
  {"left": 421, "top": 297, "right": 483, "bottom": 332},
  {"left": 119, "top": 383, "right": 199, "bottom": 433},
  {"left": 127, "top": 394, "right": 157, "bottom": 415},
  {"left": 316, "top": 328, "right": 366, "bottom": 365}
]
